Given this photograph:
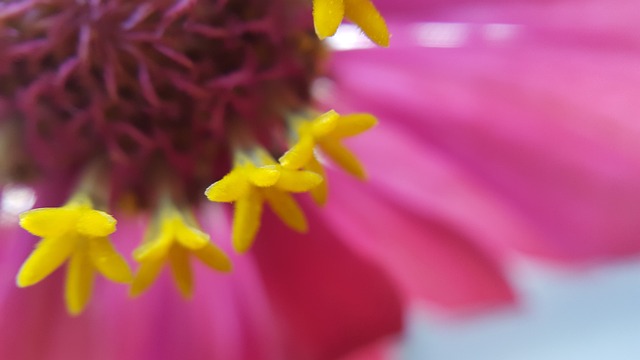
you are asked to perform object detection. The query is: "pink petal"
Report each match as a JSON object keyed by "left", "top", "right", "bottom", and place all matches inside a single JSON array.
[
  {"left": 375, "top": 0, "right": 640, "bottom": 32},
  {"left": 328, "top": 18, "right": 640, "bottom": 262},
  {"left": 253, "top": 205, "right": 404, "bottom": 360},
  {"left": 317, "top": 165, "right": 516, "bottom": 313},
  {"left": 338, "top": 337, "right": 397, "bottom": 360},
  {"left": 1, "top": 233, "right": 102, "bottom": 359}
]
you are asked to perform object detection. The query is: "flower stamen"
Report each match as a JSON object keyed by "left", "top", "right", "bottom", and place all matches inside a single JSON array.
[
  {"left": 17, "top": 194, "right": 132, "bottom": 315},
  {"left": 313, "top": 0, "right": 390, "bottom": 46},
  {"left": 130, "top": 203, "right": 231, "bottom": 298},
  {"left": 205, "top": 148, "right": 323, "bottom": 253},
  {"left": 279, "top": 109, "right": 377, "bottom": 204}
]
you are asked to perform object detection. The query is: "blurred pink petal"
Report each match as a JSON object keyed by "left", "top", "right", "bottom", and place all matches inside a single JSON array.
[
  {"left": 377, "top": 0, "right": 640, "bottom": 32},
  {"left": 338, "top": 337, "right": 397, "bottom": 360},
  {"left": 313, "top": 124, "right": 529, "bottom": 312},
  {"left": 254, "top": 206, "right": 404, "bottom": 359},
  {"left": 328, "top": 9, "right": 640, "bottom": 262}
]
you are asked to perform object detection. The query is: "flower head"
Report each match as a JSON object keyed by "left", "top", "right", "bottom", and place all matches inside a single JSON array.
[
  {"left": 0, "top": 3, "right": 410, "bottom": 357},
  {"left": 0, "top": 0, "right": 389, "bottom": 310}
]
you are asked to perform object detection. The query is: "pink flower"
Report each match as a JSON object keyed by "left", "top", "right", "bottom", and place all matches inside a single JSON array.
[{"left": 1, "top": 0, "right": 638, "bottom": 360}]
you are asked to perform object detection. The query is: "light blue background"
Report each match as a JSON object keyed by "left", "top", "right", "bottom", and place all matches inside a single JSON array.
[{"left": 401, "top": 259, "right": 640, "bottom": 360}]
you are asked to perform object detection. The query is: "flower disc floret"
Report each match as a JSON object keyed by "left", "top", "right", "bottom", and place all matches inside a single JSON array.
[
  {"left": 17, "top": 196, "right": 132, "bottom": 315},
  {"left": 205, "top": 149, "right": 323, "bottom": 253},
  {"left": 131, "top": 206, "right": 231, "bottom": 298},
  {"left": 279, "top": 109, "right": 377, "bottom": 203},
  {"left": 313, "top": 0, "right": 390, "bottom": 46}
]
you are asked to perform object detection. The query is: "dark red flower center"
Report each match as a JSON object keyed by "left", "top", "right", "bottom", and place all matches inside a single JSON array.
[{"left": 0, "top": 0, "right": 323, "bottom": 205}]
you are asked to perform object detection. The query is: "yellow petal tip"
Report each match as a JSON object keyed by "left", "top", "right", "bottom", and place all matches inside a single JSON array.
[{"left": 313, "top": 0, "right": 344, "bottom": 40}]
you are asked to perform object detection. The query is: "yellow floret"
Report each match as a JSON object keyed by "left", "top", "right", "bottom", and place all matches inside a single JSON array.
[
  {"left": 17, "top": 196, "right": 132, "bottom": 315},
  {"left": 205, "top": 149, "right": 323, "bottom": 253},
  {"left": 279, "top": 110, "right": 377, "bottom": 204},
  {"left": 130, "top": 206, "right": 231, "bottom": 298},
  {"left": 313, "top": 0, "right": 390, "bottom": 46}
]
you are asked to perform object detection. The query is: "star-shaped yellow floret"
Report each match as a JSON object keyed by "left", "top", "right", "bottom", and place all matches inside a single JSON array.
[
  {"left": 205, "top": 149, "right": 323, "bottom": 253},
  {"left": 279, "top": 110, "right": 377, "bottom": 204},
  {"left": 17, "top": 197, "right": 132, "bottom": 315},
  {"left": 313, "top": 0, "right": 390, "bottom": 46},
  {"left": 130, "top": 208, "right": 231, "bottom": 298}
]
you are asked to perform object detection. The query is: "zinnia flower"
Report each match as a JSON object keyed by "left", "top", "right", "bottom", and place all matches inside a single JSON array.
[{"left": 1, "top": 0, "right": 638, "bottom": 359}]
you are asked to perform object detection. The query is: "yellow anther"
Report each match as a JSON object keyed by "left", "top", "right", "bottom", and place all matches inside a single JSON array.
[
  {"left": 206, "top": 149, "right": 323, "bottom": 253},
  {"left": 313, "top": 0, "right": 390, "bottom": 47},
  {"left": 17, "top": 196, "right": 132, "bottom": 315},
  {"left": 232, "top": 188, "right": 263, "bottom": 254},
  {"left": 130, "top": 207, "right": 231, "bottom": 298},
  {"left": 313, "top": 0, "right": 345, "bottom": 40},
  {"left": 279, "top": 110, "right": 377, "bottom": 204}
]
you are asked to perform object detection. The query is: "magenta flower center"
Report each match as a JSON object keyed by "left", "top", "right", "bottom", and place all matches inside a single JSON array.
[{"left": 0, "top": 0, "right": 323, "bottom": 204}]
